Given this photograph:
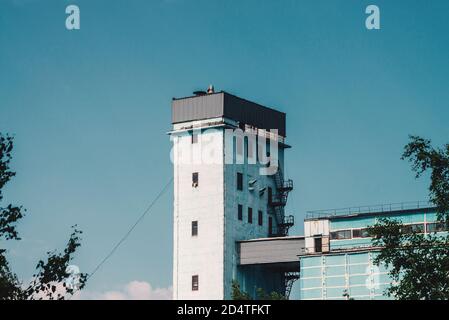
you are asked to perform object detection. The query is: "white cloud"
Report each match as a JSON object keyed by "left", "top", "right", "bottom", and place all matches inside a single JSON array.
[{"left": 73, "top": 281, "right": 172, "bottom": 300}]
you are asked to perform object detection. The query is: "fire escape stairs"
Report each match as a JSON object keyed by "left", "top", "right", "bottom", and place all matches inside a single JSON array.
[
  {"left": 285, "top": 272, "right": 300, "bottom": 299},
  {"left": 269, "top": 163, "right": 294, "bottom": 237}
]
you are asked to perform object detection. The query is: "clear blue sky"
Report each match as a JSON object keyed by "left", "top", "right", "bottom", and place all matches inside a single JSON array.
[{"left": 1, "top": 0, "right": 448, "bottom": 298}]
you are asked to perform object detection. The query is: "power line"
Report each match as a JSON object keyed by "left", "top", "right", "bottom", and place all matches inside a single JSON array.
[{"left": 69, "top": 177, "right": 173, "bottom": 298}]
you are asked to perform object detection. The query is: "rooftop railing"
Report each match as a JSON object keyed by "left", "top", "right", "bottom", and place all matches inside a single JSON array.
[{"left": 305, "top": 200, "right": 434, "bottom": 219}]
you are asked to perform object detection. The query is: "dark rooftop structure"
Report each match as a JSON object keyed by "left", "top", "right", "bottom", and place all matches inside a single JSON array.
[{"left": 171, "top": 91, "right": 287, "bottom": 137}]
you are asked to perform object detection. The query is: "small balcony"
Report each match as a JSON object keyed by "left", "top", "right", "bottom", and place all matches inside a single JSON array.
[
  {"left": 280, "top": 215, "right": 294, "bottom": 228},
  {"left": 279, "top": 179, "right": 293, "bottom": 192},
  {"left": 269, "top": 194, "right": 288, "bottom": 207}
]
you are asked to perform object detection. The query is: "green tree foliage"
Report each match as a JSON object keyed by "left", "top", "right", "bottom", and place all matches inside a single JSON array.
[
  {"left": 256, "top": 287, "right": 286, "bottom": 300},
  {"left": 0, "top": 133, "right": 87, "bottom": 300},
  {"left": 231, "top": 280, "right": 286, "bottom": 300},
  {"left": 231, "top": 280, "right": 251, "bottom": 300},
  {"left": 368, "top": 135, "right": 449, "bottom": 300},
  {"left": 370, "top": 218, "right": 449, "bottom": 299},
  {"left": 402, "top": 135, "right": 449, "bottom": 219}
]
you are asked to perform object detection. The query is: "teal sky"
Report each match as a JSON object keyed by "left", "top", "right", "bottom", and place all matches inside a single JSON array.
[{"left": 1, "top": 0, "right": 448, "bottom": 298}]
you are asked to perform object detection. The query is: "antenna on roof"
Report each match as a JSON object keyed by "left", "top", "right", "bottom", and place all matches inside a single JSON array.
[{"left": 207, "top": 84, "right": 215, "bottom": 94}]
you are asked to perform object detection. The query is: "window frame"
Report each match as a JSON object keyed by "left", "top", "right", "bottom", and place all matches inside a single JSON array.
[
  {"left": 268, "top": 216, "right": 273, "bottom": 235},
  {"left": 248, "top": 207, "right": 253, "bottom": 224},
  {"left": 352, "top": 228, "right": 371, "bottom": 238},
  {"left": 352, "top": 229, "right": 362, "bottom": 238},
  {"left": 191, "top": 221, "right": 198, "bottom": 236},
  {"left": 314, "top": 237, "right": 322, "bottom": 253},
  {"left": 330, "top": 230, "right": 352, "bottom": 240},
  {"left": 191, "top": 132, "right": 198, "bottom": 144},
  {"left": 426, "top": 222, "right": 447, "bottom": 233},
  {"left": 258, "top": 210, "right": 263, "bottom": 226},
  {"left": 192, "top": 172, "right": 199, "bottom": 187},
  {"left": 401, "top": 223, "right": 425, "bottom": 234},
  {"left": 192, "top": 275, "right": 199, "bottom": 291},
  {"left": 237, "top": 172, "right": 243, "bottom": 191},
  {"left": 267, "top": 187, "right": 273, "bottom": 204}
]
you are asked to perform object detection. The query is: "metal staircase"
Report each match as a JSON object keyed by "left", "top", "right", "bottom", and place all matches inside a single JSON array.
[
  {"left": 268, "top": 163, "right": 294, "bottom": 237},
  {"left": 285, "top": 272, "right": 300, "bottom": 299}
]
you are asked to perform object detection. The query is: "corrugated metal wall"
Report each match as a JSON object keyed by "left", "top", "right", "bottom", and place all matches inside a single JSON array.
[
  {"left": 172, "top": 93, "right": 224, "bottom": 124},
  {"left": 172, "top": 92, "right": 286, "bottom": 136},
  {"left": 224, "top": 93, "right": 286, "bottom": 137},
  {"left": 239, "top": 237, "right": 305, "bottom": 265}
]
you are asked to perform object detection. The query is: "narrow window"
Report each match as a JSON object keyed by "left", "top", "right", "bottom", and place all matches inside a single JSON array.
[
  {"left": 268, "top": 216, "right": 273, "bottom": 235},
  {"left": 248, "top": 207, "right": 253, "bottom": 224},
  {"left": 191, "top": 132, "right": 198, "bottom": 144},
  {"left": 192, "top": 172, "right": 199, "bottom": 188},
  {"left": 238, "top": 204, "right": 243, "bottom": 221},
  {"left": 191, "top": 221, "right": 198, "bottom": 236},
  {"left": 266, "top": 138, "right": 271, "bottom": 158},
  {"left": 237, "top": 172, "right": 243, "bottom": 191},
  {"left": 258, "top": 210, "right": 263, "bottom": 226},
  {"left": 256, "top": 138, "right": 259, "bottom": 162},
  {"left": 267, "top": 187, "right": 273, "bottom": 204},
  {"left": 314, "top": 237, "right": 322, "bottom": 253},
  {"left": 192, "top": 275, "right": 199, "bottom": 291}
]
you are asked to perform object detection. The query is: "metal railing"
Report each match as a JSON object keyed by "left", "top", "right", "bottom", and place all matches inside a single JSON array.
[
  {"left": 280, "top": 179, "right": 293, "bottom": 191},
  {"left": 281, "top": 215, "right": 294, "bottom": 227},
  {"left": 305, "top": 200, "right": 434, "bottom": 219}
]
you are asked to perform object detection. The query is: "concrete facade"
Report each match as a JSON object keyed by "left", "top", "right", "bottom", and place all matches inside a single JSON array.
[{"left": 170, "top": 91, "right": 292, "bottom": 300}]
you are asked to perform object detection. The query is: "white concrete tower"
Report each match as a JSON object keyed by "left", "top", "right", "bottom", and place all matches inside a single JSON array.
[{"left": 170, "top": 89, "right": 293, "bottom": 300}]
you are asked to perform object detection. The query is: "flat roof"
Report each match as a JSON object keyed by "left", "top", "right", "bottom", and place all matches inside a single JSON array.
[
  {"left": 305, "top": 201, "right": 436, "bottom": 221},
  {"left": 237, "top": 235, "right": 304, "bottom": 243},
  {"left": 171, "top": 91, "right": 287, "bottom": 137},
  {"left": 298, "top": 246, "right": 382, "bottom": 258}
]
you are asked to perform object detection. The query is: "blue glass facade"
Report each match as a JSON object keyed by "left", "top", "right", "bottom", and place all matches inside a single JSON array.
[
  {"left": 299, "top": 207, "right": 443, "bottom": 300},
  {"left": 300, "top": 251, "right": 392, "bottom": 300}
]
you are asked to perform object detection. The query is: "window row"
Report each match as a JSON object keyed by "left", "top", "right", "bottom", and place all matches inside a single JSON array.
[
  {"left": 192, "top": 275, "right": 199, "bottom": 291},
  {"left": 192, "top": 172, "right": 274, "bottom": 205},
  {"left": 238, "top": 204, "right": 263, "bottom": 226},
  {"left": 190, "top": 131, "right": 271, "bottom": 158},
  {"left": 237, "top": 172, "right": 273, "bottom": 199},
  {"left": 330, "top": 222, "right": 449, "bottom": 240},
  {"left": 330, "top": 228, "right": 371, "bottom": 240}
]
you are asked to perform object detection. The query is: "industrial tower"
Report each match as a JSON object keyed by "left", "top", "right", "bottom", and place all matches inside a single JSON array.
[{"left": 169, "top": 87, "right": 294, "bottom": 299}]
